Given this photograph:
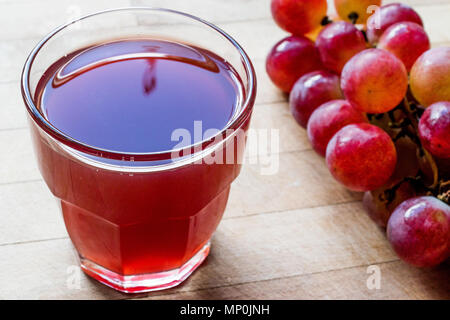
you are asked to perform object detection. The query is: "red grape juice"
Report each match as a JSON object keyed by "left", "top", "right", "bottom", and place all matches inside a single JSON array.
[{"left": 31, "top": 39, "right": 250, "bottom": 288}]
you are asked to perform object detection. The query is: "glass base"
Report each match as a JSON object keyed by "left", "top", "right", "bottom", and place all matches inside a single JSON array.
[{"left": 79, "top": 241, "right": 210, "bottom": 294}]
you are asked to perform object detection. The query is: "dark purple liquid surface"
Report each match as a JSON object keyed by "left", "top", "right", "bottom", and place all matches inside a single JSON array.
[{"left": 37, "top": 39, "right": 243, "bottom": 153}]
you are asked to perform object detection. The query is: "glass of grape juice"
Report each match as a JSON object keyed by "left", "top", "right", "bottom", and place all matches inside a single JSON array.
[{"left": 21, "top": 8, "right": 256, "bottom": 293}]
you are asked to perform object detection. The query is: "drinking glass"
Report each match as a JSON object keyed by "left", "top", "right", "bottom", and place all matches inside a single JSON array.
[{"left": 21, "top": 8, "right": 256, "bottom": 293}]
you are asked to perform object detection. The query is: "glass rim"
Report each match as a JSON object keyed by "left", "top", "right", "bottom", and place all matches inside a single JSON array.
[{"left": 21, "top": 7, "right": 257, "bottom": 162}]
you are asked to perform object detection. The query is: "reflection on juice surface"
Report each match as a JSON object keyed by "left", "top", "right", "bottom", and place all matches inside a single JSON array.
[{"left": 30, "top": 39, "right": 250, "bottom": 277}]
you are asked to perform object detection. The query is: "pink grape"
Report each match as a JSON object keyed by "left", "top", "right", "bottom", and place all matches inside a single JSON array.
[
  {"left": 341, "top": 49, "right": 408, "bottom": 114},
  {"left": 378, "top": 22, "right": 430, "bottom": 72},
  {"left": 316, "top": 21, "right": 367, "bottom": 74},
  {"left": 271, "top": 0, "right": 328, "bottom": 36},
  {"left": 367, "top": 3, "right": 423, "bottom": 45},
  {"left": 363, "top": 181, "right": 418, "bottom": 228},
  {"left": 387, "top": 196, "right": 450, "bottom": 267},
  {"left": 410, "top": 47, "right": 450, "bottom": 107},
  {"left": 326, "top": 123, "right": 397, "bottom": 192},
  {"left": 419, "top": 101, "right": 450, "bottom": 159},
  {"left": 307, "top": 100, "right": 367, "bottom": 156},
  {"left": 266, "top": 36, "right": 324, "bottom": 93},
  {"left": 289, "top": 71, "right": 343, "bottom": 128}
]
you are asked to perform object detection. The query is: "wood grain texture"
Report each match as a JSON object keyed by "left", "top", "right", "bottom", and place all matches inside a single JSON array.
[
  {"left": 0, "top": 202, "right": 399, "bottom": 299},
  {"left": 0, "top": 0, "right": 132, "bottom": 40},
  {"left": 143, "top": 260, "right": 450, "bottom": 300},
  {"left": 0, "top": 0, "right": 449, "bottom": 300},
  {"left": 131, "top": 0, "right": 272, "bottom": 23}
]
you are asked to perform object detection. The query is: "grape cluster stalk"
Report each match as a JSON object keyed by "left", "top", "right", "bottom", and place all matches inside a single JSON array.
[{"left": 368, "top": 94, "right": 450, "bottom": 208}]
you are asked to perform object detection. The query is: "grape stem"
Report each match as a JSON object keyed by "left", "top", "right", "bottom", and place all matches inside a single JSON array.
[
  {"left": 348, "top": 12, "right": 359, "bottom": 24},
  {"left": 321, "top": 16, "right": 332, "bottom": 26},
  {"left": 402, "top": 97, "right": 440, "bottom": 189},
  {"left": 437, "top": 181, "right": 450, "bottom": 205},
  {"left": 369, "top": 96, "right": 449, "bottom": 204}
]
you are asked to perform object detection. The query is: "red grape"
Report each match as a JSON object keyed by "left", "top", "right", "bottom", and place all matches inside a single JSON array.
[
  {"left": 387, "top": 196, "right": 450, "bottom": 267},
  {"left": 289, "top": 71, "right": 343, "bottom": 128},
  {"left": 326, "top": 123, "right": 397, "bottom": 192},
  {"left": 334, "top": 0, "right": 382, "bottom": 24},
  {"left": 266, "top": 35, "right": 324, "bottom": 93},
  {"left": 362, "top": 136, "right": 421, "bottom": 228},
  {"left": 307, "top": 99, "right": 367, "bottom": 156},
  {"left": 390, "top": 137, "right": 421, "bottom": 184},
  {"left": 341, "top": 49, "right": 408, "bottom": 114},
  {"left": 378, "top": 22, "right": 430, "bottom": 72},
  {"left": 410, "top": 47, "right": 450, "bottom": 107},
  {"left": 363, "top": 191, "right": 391, "bottom": 228},
  {"left": 316, "top": 21, "right": 367, "bottom": 74},
  {"left": 363, "top": 181, "right": 418, "bottom": 228},
  {"left": 366, "top": 3, "right": 423, "bottom": 45},
  {"left": 271, "top": 0, "right": 328, "bottom": 36},
  {"left": 419, "top": 101, "right": 450, "bottom": 159}
]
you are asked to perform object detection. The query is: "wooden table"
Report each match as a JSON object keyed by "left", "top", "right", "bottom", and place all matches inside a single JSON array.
[{"left": 0, "top": 0, "right": 449, "bottom": 299}]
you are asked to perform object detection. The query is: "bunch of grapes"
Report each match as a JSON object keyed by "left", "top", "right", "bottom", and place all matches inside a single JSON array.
[{"left": 267, "top": 0, "right": 450, "bottom": 268}]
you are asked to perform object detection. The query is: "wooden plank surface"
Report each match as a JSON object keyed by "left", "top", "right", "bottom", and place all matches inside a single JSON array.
[{"left": 0, "top": 0, "right": 449, "bottom": 300}]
